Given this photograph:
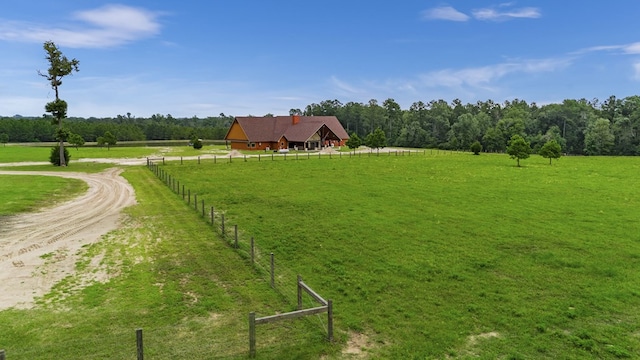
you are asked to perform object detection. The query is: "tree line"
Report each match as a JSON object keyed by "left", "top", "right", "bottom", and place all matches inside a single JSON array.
[
  {"left": 0, "top": 113, "right": 233, "bottom": 144},
  {"left": 295, "top": 95, "right": 640, "bottom": 156},
  {"left": 2, "top": 96, "right": 639, "bottom": 156}
]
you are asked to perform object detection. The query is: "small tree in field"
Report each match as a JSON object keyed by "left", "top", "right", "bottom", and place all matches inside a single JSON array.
[
  {"left": 506, "top": 134, "right": 531, "bottom": 167},
  {"left": 539, "top": 139, "right": 562, "bottom": 165},
  {"left": 68, "top": 133, "right": 85, "bottom": 150},
  {"left": 39, "top": 41, "right": 79, "bottom": 166},
  {"left": 470, "top": 140, "right": 482, "bottom": 155},
  {"left": 191, "top": 136, "right": 203, "bottom": 149},
  {"left": 346, "top": 132, "right": 362, "bottom": 149},
  {"left": 97, "top": 131, "right": 117, "bottom": 150},
  {"left": 365, "top": 128, "right": 386, "bottom": 149},
  {"left": 0, "top": 133, "right": 8, "bottom": 147}
]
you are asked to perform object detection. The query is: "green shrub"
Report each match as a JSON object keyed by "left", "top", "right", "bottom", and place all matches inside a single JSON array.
[
  {"left": 49, "top": 146, "right": 70, "bottom": 166},
  {"left": 470, "top": 140, "right": 482, "bottom": 155}
]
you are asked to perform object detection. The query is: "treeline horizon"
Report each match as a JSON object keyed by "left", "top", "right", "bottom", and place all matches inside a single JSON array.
[{"left": 1, "top": 95, "right": 639, "bottom": 155}]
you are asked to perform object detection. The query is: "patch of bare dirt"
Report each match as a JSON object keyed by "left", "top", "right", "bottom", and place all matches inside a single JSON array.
[
  {"left": 446, "top": 331, "right": 501, "bottom": 359},
  {"left": 0, "top": 168, "right": 136, "bottom": 309},
  {"left": 342, "top": 331, "right": 375, "bottom": 358}
]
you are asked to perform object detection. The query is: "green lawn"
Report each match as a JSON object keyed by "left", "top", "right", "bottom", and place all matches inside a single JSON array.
[
  {"left": 157, "top": 153, "right": 640, "bottom": 359},
  {"left": 1, "top": 152, "right": 639, "bottom": 359},
  {"left": 0, "top": 144, "right": 229, "bottom": 163},
  {"left": 0, "top": 175, "right": 87, "bottom": 216}
]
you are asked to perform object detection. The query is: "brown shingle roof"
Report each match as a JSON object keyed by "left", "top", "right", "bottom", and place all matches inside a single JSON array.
[{"left": 233, "top": 116, "right": 349, "bottom": 142}]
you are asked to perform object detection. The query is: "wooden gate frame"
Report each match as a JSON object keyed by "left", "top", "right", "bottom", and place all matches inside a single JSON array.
[{"left": 249, "top": 275, "right": 333, "bottom": 357}]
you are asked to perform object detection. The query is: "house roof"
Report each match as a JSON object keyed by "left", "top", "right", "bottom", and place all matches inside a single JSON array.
[{"left": 231, "top": 116, "right": 349, "bottom": 143}]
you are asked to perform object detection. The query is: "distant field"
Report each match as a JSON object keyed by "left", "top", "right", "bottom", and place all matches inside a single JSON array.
[
  {"left": 159, "top": 152, "right": 640, "bottom": 358},
  {"left": 0, "top": 144, "right": 229, "bottom": 163}
]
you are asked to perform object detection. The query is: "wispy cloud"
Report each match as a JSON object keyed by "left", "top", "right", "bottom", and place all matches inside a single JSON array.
[
  {"left": 422, "top": 4, "right": 540, "bottom": 22},
  {"left": 421, "top": 6, "right": 470, "bottom": 22},
  {"left": 0, "top": 4, "right": 162, "bottom": 48},
  {"left": 420, "top": 57, "right": 570, "bottom": 89},
  {"left": 472, "top": 6, "right": 541, "bottom": 21},
  {"left": 330, "top": 75, "right": 365, "bottom": 95},
  {"left": 574, "top": 42, "right": 640, "bottom": 55},
  {"left": 633, "top": 63, "right": 640, "bottom": 80}
]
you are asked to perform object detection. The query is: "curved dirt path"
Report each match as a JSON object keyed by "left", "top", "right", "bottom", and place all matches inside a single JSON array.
[{"left": 0, "top": 168, "right": 136, "bottom": 310}]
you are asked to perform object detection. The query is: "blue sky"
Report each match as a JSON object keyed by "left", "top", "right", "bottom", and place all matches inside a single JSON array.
[{"left": 2, "top": 1, "right": 640, "bottom": 118}]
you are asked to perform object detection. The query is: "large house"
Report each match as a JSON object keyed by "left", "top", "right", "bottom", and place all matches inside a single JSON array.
[{"left": 224, "top": 115, "right": 350, "bottom": 151}]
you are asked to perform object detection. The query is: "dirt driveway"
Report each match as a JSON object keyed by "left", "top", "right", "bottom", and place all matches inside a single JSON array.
[{"left": 0, "top": 168, "right": 136, "bottom": 310}]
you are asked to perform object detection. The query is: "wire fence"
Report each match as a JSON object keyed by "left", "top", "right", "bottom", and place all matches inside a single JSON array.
[{"left": 146, "top": 158, "right": 340, "bottom": 355}]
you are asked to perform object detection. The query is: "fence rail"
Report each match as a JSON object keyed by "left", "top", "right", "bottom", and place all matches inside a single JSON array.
[
  {"left": 146, "top": 159, "right": 335, "bottom": 357},
  {"left": 249, "top": 275, "right": 333, "bottom": 357}
]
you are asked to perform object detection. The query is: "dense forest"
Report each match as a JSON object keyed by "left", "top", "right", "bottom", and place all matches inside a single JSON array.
[
  {"left": 2, "top": 95, "right": 639, "bottom": 155},
  {"left": 297, "top": 95, "right": 639, "bottom": 156},
  {"left": 0, "top": 113, "right": 233, "bottom": 144}
]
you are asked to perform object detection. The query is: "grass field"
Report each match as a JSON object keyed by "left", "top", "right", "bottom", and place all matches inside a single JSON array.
[
  {"left": 1, "top": 149, "right": 639, "bottom": 359},
  {"left": 0, "top": 143, "right": 229, "bottom": 163},
  {"left": 0, "top": 176, "right": 87, "bottom": 216},
  {"left": 157, "top": 152, "right": 640, "bottom": 359}
]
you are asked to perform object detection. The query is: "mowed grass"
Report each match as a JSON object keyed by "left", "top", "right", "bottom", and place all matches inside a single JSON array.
[
  {"left": 0, "top": 144, "right": 228, "bottom": 163},
  {"left": 0, "top": 166, "right": 335, "bottom": 359},
  {"left": 0, "top": 176, "right": 87, "bottom": 216},
  {"left": 158, "top": 153, "right": 640, "bottom": 359}
]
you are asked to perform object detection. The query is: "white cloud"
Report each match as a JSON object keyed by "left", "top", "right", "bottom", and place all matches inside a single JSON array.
[
  {"left": 472, "top": 6, "right": 541, "bottom": 21},
  {"left": 0, "top": 4, "right": 162, "bottom": 48},
  {"left": 330, "top": 76, "right": 364, "bottom": 95},
  {"left": 420, "top": 57, "right": 570, "bottom": 88},
  {"left": 633, "top": 63, "right": 640, "bottom": 80},
  {"left": 422, "top": 6, "right": 470, "bottom": 22},
  {"left": 573, "top": 41, "right": 640, "bottom": 55},
  {"left": 622, "top": 42, "right": 640, "bottom": 54}
]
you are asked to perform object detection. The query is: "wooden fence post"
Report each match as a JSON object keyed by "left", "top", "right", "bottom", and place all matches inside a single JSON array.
[
  {"left": 249, "top": 312, "right": 256, "bottom": 358},
  {"left": 180, "top": 156, "right": 183, "bottom": 165},
  {"left": 136, "top": 328, "right": 144, "bottom": 360},
  {"left": 198, "top": 156, "right": 201, "bottom": 164},
  {"left": 0, "top": 349, "right": 5, "bottom": 360},
  {"left": 162, "top": 157, "right": 165, "bottom": 165},
  {"left": 188, "top": 189, "right": 191, "bottom": 204},
  {"left": 297, "top": 275, "right": 303, "bottom": 310},
  {"left": 234, "top": 225, "right": 239, "bottom": 248},
  {"left": 327, "top": 300, "right": 334, "bottom": 342},
  {"left": 214, "top": 155, "right": 217, "bottom": 164},
  {"left": 250, "top": 237, "right": 255, "bottom": 264},
  {"left": 211, "top": 206, "right": 214, "bottom": 225},
  {"left": 270, "top": 253, "right": 275, "bottom": 288},
  {"left": 221, "top": 214, "right": 225, "bottom": 236}
]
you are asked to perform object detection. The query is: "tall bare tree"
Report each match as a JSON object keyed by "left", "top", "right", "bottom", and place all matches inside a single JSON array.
[{"left": 39, "top": 41, "right": 79, "bottom": 166}]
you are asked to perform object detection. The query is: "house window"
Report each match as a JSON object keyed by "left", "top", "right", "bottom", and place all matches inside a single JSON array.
[{"left": 249, "top": 142, "right": 256, "bottom": 148}]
